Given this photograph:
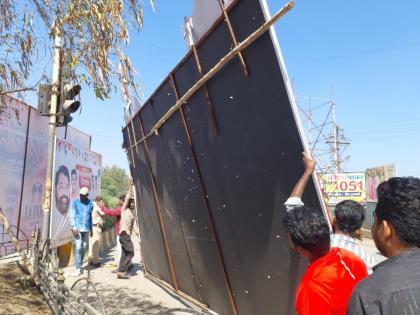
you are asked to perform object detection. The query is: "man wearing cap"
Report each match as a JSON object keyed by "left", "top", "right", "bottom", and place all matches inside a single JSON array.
[{"left": 69, "top": 187, "right": 94, "bottom": 277}]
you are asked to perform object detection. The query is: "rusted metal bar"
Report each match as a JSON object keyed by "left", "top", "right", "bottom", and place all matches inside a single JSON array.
[
  {"left": 16, "top": 108, "right": 31, "bottom": 239},
  {"left": 218, "top": 0, "right": 248, "bottom": 76},
  {"left": 137, "top": 116, "right": 179, "bottom": 291},
  {"left": 129, "top": 117, "right": 139, "bottom": 154},
  {"left": 126, "top": 123, "right": 136, "bottom": 168},
  {"left": 191, "top": 46, "right": 220, "bottom": 135},
  {"left": 145, "top": 272, "right": 211, "bottom": 311},
  {"left": 130, "top": 1, "right": 295, "bottom": 147},
  {"left": 169, "top": 75, "right": 239, "bottom": 315}
]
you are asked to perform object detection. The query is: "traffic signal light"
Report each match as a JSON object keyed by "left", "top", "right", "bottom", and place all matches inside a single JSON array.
[
  {"left": 56, "top": 49, "right": 81, "bottom": 126},
  {"left": 37, "top": 84, "right": 52, "bottom": 116},
  {"left": 62, "top": 84, "right": 81, "bottom": 113},
  {"left": 56, "top": 83, "right": 81, "bottom": 126}
]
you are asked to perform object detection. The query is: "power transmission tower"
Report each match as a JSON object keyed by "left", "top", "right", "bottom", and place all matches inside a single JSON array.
[{"left": 294, "top": 95, "right": 350, "bottom": 174}]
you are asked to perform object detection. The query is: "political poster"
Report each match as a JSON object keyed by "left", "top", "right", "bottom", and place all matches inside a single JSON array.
[
  {"left": 50, "top": 138, "right": 102, "bottom": 247},
  {"left": 0, "top": 96, "right": 29, "bottom": 244},
  {"left": 19, "top": 109, "right": 49, "bottom": 242},
  {"left": 366, "top": 165, "right": 396, "bottom": 202},
  {"left": 318, "top": 172, "right": 367, "bottom": 205}
]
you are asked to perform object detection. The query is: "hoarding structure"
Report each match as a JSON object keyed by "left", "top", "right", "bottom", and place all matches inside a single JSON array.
[
  {"left": 50, "top": 138, "right": 102, "bottom": 247},
  {"left": 0, "top": 95, "right": 99, "bottom": 254},
  {"left": 122, "top": 1, "right": 327, "bottom": 314}
]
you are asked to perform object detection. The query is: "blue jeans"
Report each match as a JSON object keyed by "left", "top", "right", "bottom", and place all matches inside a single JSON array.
[{"left": 74, "top": 232, "right": 89, "bottom": 270}]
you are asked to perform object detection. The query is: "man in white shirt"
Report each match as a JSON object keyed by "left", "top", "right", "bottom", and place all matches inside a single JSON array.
[
  {"left": 331, "top": 200, "right": 375, "bottom": 272},
  {"left": 89, "top": 195, "right": 106, "bottom": 267},
  {"left": 285, "top": 152, "right": 373, "bottom": 272}
]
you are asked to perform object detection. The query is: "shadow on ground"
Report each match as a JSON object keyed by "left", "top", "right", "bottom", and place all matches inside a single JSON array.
[
  {"left": 0, "top": 263, "right": 52, "bottom": 314},
  {"left": 75, "top": 282, "right": 209, "bottom": 315}
]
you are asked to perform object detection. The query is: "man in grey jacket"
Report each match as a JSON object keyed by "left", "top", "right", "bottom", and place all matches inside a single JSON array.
[{"left": 347, "top": 177, "right": 420, "bottom": 315}]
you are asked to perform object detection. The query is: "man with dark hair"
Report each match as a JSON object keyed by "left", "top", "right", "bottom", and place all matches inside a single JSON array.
[
  {"left": 116, "top": 198, "right": 136, "bottom": 279},
  {"left": 70, "top": 169, "right": 78, "bottom": 200},
  {"left": 99, "top": 195, "right": 126, "bottom": 271},
  {"left": 347, "top": 177, "right": 420, "bottom": 315},
  {"left": 69, "top": 187, "right": 93, "bottom": 277},
  {"left": 332, "top": 200, "right": 375, "bottom": 272},
  {"left": 55, "top": 165, "right": 70, "bottom": 215},
  {"left": 284, "top": 152, "right": 367, "bottom": 315}
]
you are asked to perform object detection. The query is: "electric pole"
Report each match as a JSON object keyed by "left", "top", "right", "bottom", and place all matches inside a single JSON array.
[
  {"left": 295, "top": 95, "right": 350, "bottom": 174},
  {"left": 41, "top": 22, "right": 61, "bottom": 242}
]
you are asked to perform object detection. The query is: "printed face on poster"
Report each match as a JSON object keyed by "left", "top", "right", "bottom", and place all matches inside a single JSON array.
[
  {"left": 50, "top": 138, "right": 102, "bottom": 247},
  {"left": 366, "top": 165, "right": 396, "bottom": 202},
  {"left": 318, "top": 172, "right": 367, "bottom": 205}
]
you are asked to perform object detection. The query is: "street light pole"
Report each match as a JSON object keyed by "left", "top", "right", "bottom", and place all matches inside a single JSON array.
[{"left": 41, "top": 22, "right": 61, "bottom": 241}]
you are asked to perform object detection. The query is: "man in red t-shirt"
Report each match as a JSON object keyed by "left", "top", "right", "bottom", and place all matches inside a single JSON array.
[
  {"left": 283, "top": 152, "right": 367, "bottom": 315},
  {"left": 99, "top": 195, "right": 125, "bottom": 270}
]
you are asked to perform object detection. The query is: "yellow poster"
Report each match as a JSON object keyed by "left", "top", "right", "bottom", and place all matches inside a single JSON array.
[{"left": 318, "top": 172, "right": 367, "bottom": 205}]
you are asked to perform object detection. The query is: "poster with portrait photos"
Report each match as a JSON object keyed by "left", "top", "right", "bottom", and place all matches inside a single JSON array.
[
  {"left": 18, "top": 109, "right": 49, "bottom": 243},
  {"left": 50, "top": 138, "right": 102, "bottom": 247},
  {"left": 366, "top": 164, "right": 396, "bottom": 202},
  {"left": 0, "top": 96, "right": 29, "bottom": 254}
]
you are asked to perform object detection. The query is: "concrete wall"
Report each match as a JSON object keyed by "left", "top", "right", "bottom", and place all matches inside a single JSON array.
[{"left": 57, "top": 227, "right": 116, "bottom": 268}]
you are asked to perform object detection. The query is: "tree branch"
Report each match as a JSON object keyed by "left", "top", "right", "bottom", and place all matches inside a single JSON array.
[{"left": 0, "top": 87, "right": 36, "bottom": 95}]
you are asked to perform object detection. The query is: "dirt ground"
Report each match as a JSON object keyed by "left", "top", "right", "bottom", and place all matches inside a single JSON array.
[{"left": 0, "top": 263, "right": 52, "bottom": 315}]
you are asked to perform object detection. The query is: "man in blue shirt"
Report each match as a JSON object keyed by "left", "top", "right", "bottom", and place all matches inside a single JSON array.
[{"left": 69, "top": 187, "right": 93, "bottom": 277}]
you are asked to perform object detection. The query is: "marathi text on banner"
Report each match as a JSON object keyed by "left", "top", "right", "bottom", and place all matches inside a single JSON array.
[
  {"left": 50, "top": 138, "right": 102, "bottom": 247},
  {"left": 318, "top": 172, "right": 367, "bottom": 205}
]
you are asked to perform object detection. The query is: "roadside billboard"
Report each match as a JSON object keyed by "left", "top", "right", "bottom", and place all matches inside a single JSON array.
[
  {"left": 0, "top": 96, "right": 29, "bottom": 232},
  {"left": 366, "top": 164, "right": 396, "bottom": 202},
  {"left": 318, "top": 172, "right": 367, "bottom": 205},
  {"left": 50, "top": 138, "right": 102, "bottom": 247},
  {"left": 19, "top": 110, "right": 49, "bottom": 240}
]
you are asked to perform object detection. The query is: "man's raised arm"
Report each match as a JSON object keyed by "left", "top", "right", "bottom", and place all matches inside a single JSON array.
[{"left": 284, "top": 152, "right": 316, "bottom": 211}]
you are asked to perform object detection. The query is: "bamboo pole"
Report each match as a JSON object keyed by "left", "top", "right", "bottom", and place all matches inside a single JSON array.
[{"left": 131, "top": 0, "right": 295, "bottom": 148}]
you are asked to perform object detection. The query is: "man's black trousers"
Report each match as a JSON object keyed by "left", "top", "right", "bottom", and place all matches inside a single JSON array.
[{"left": 119, "top": 231, "right": 134, "bottom": 273}]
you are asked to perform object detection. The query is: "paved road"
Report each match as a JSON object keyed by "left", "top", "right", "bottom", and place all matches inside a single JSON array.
[
  {"left": 61, "top": 234, "right": 387, "bottom": 315},
  {"left": 63, "top": 235, "right": 209, "bottom": 315}
]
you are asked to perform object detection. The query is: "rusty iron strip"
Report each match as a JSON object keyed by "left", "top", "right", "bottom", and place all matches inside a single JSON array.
[
  {"left": 169, "top": 74, "right": 239, "bottom": 315},
  {"left": 191, "top": 45, "right": 220, "bottom": 135},
  {"left": 126, "top": 122, "right": 137, "bottom": 168},
  {"left": 129, "top": 117, "right": 139, "bottom": 154},
  {"left": 126, "top": 1, "right": 295, "bottom": 151},
  {"left": 144, "top": 272, "right": 210, "bottom": 310},
  {"left": 218, "top": 0, "right": 248, "bottom": 76},
  {"left": 137, "top": 116, "right": 180, "bottom": 291}
]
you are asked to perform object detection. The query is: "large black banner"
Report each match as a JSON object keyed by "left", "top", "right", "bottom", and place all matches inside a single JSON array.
[{"left": 123, "top": 1, "right": 324, "bottom": 314}]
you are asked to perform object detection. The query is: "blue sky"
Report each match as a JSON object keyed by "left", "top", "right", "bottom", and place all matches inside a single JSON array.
[{"left": 27, "top": 0, "right": 420, "bottom": 177}]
